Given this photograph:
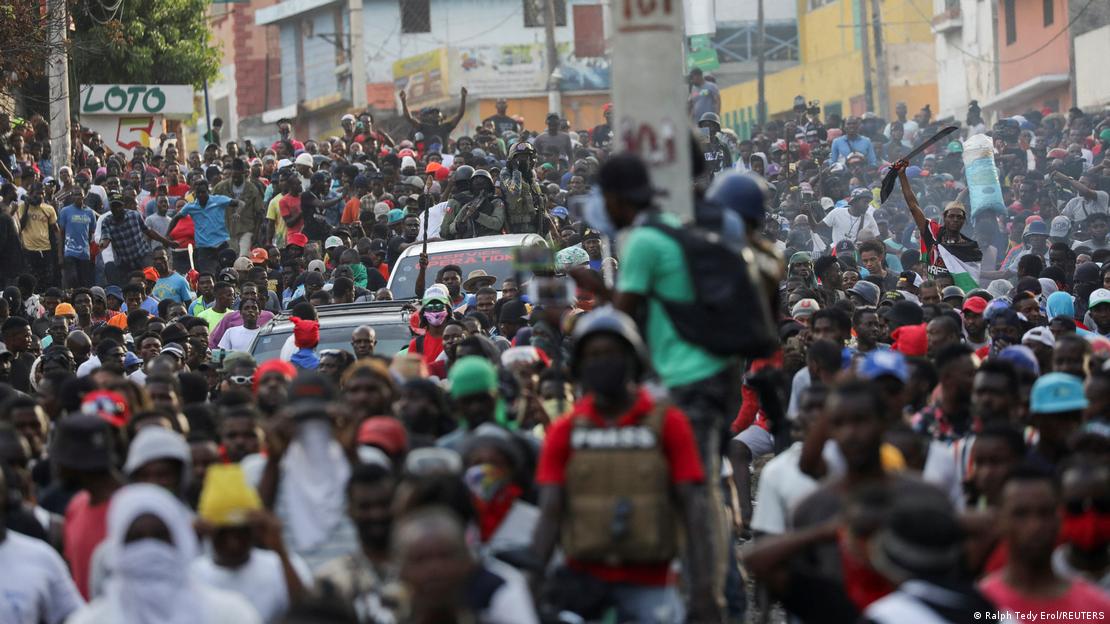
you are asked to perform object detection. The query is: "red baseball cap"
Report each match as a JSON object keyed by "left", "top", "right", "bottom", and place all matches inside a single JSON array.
[
  {"left": 357, "top": 417, "right": 409, "bottom": 457},
  {"left": 249, "top": 247, "right": 269, "bottom": 264},
  {"left": 81, "top": 390, "right": 131, "bottom": 428},
  {"left": 287, "top": 232, "right": 308, "bottom": 247},
  {"left": 962, "top": 296, "right": 988, "bottom": 315}
]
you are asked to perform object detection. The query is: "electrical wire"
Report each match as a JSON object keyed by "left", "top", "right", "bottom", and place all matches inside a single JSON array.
[{"left": 909, "top": 0, "right": 1096, "bottom": 65}]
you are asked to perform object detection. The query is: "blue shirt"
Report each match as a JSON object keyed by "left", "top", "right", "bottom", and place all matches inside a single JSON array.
[
  {"left": 827, "top": 134, "right": 877, "bottom": 166},
  {"left": 58, "top": 204, "right": 96, "bottom": 259},
  {"left": 179, "top": 194, "right": 231, "bottom": 248},
  {"left": 151, "top": 272, "right": 195, "bottom": 304}
]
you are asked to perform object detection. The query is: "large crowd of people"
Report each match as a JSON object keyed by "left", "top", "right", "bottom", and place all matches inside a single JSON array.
[{"left": 0, "top": 80, "right": 1108, "bottom": 624}]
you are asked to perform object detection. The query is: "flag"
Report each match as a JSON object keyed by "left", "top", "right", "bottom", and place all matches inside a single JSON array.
[{"left": 937, "top": 244, "right": 980, "bottom": 291}]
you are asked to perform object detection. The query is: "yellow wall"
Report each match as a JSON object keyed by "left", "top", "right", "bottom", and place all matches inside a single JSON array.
[{"left": 720, "top": 0, "right": 937, "bottom": 138}]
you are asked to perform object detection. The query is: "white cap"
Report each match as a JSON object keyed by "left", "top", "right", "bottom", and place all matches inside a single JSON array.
[
  {"left": 325, "top": 235, "right": 343, "bottom": 249},
  {"left": 277, "top": 158, "right": 292, "bottom": 169},
  {"left": 307, "top": 259, "right": 327, "bottom": 273},
  {"left": 341, "top": 113, "right": 356, "bottom": 123},
  {"left": 294, "top": 153, "right": 314, "bottom": 168},
  {"left": 401, "top": 155, "right": 417, "bottom": 171},
  {"left": 1022, "top": 326, "right": 1056, "bottom": 349}
]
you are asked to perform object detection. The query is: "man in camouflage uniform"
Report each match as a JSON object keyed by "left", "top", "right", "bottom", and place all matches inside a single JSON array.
[{"left": 500, "top": 142, "right": 546, "bottom": 234}]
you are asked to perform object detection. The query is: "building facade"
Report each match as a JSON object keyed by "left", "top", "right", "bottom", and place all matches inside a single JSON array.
[{"left": 931, "top": 0, "right": 997, "bottom": 123}]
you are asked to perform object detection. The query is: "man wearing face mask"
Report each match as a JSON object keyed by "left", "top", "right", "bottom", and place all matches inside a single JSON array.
[
  {"left": 531, "top": 309, "right": 720, "bottom": 623},
  {"left": 248, "top": 372, "right": 356, "bottom": 573},
  {"left": 408, "top": 287, "right": 452, "bottom": 367},
  {"left": 501, "top": 142, "right": 546, "bottom": 234},
  {"left": 314, "top": 463, "right": 397, "bottom": 621}
]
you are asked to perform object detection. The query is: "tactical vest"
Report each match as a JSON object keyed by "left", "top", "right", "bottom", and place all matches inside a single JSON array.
[
  {"left": 504, "top": 179, "right": 542, "bottom": 233},
  {"left": 561, "top": 404, "right": 679, "bottom": 565}
]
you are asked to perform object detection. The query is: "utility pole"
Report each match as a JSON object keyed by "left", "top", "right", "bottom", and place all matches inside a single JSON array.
[
  {"left": 870, "top": 0, "right": 889, "bottom": 119},
  {"left": 47, "top": 0, "right": 71, "bottom": 172},
  {"left": 544, "top": 0, "right": 561, "bottom": 116},
  {"left": 611, "top": 0, "right": 693, "bottom": 221},
  {"left": 756, "top": 0, "right": 766, "bottom": 126},
  {"left": 349, "top": 0, "right": 367, "bottom": 109},
  {"left": 857, "top": 0, "right": 873, "bottom": 114}
]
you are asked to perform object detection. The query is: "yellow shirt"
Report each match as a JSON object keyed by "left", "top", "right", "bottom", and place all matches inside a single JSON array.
[
  {"left": 16, "top": 202, "right": 57, "bottom": 251},
  {"left": 266, "top": 193, "right": 286, "bottom": 247}
]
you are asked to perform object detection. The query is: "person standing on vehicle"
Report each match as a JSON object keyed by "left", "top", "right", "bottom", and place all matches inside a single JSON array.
[
  {"left": 445, "top": 170, "right": 504, "bottom": 239},
  {"left": 501, "top": 142, "right": 547, "bottom": 234},
  {"left": 531, "top": 309, "right": 721, "bottom": 623}
]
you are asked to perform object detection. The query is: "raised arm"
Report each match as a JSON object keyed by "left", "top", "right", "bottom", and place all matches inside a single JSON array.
[
  {"left": 1053, "top": 170, "right": 1097, "bottom": 201},
  {"left": 894, "top": 160, "right": 928, "bottom": 235},
  {"left": 398, "top": 90, "right": 420, "bottom": 127},
  {"left": 447, "top": 87, "right": 469, "bottom": 127}
]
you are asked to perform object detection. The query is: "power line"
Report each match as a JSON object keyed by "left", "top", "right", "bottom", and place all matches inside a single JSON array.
[{"left": 909, "top": 0, "right": 1096, "bottom": 66}]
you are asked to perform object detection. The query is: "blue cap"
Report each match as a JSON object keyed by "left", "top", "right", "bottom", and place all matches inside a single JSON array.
[
  {"left": 123, "top": 351, "right": 142, "bottom": 368},
  {"left": 105, "top": 285, "right": 124, "bottom": 301},
  {"left": 1030, "top": 372, "right": 1089, "bottom": 414},
  {"left": 997, "top": 345, "right": 1040, "bottom": 377},
  {"left": 1023, "top": 220, "right": 1049, "bottom": 239},
  {"left": 858, "top": 350, "right": 909, "bottom": 383},
  {"left": 551, "top": 206, "right": 569, "bottom": 218},
  {"left": 387, "top": 208, "right": 405, "bottom": 225}
]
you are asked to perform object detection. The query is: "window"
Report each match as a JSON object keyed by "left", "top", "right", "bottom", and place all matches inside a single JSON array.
[
  {"left": 1004, "top": 0, "right": 1016, "bottom": 45},
  {"left": 1043, "top": 0, "right": 1054, "bottom": 26},
  {"left": 523, "top": 0, "right": 566, "bottom": 28},
  {"left": 808, "top": 0, "right": 835, "bottom": 10},
  {"left": 400, "top": 0, "right": 430, "bottom": 34}
]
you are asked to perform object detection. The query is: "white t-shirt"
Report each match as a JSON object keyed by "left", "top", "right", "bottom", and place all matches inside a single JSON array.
[
  {"left": 219, "top": 325, "right": 261, "bottom": 352},
  {"left": 67, "top": 584, "right": 260, "bottom": 624},
  {"left": 0, "top": 530, "right": 85, "bottom": 624},
  {"left": 822, "top": 205, "right": 879, "bottom": 244},
  {"left": 750, "top": 442, "right": 818, "bottom": 534},
  {"left": 94, "top": 211, "right": 114, "bottom": 263},
  {"left": 822, "top": 439, "right": 964, "bottom": 509},
  {"left": 192, "top": 549, "right": 311, "bottom": 624},
  {"left": 1061, "top": 190, "right": 1110, "bottom": 225}
]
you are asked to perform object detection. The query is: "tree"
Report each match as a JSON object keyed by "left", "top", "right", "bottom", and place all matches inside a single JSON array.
[
  {"left": 0, "top": 2, "right": 49, "bottom": 90},
  {"left": 72, "top": 0, "right": 220, "bottom": 88}
]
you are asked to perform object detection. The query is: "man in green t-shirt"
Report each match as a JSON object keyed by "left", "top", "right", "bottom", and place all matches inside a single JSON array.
[
  {"left": 573, "top": 153, "right": 738, "bottom": 618},
  {"left": 197, "top": 281, "right": 234, "bottom": 332}
]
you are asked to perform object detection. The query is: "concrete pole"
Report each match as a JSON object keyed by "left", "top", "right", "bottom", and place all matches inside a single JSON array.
[
  {"left": 858, "top": 0, "right": 873, "bottom": 114},
  {"left": 47, "top": 0, "right": 72, "bottom": 172},
  {"left": 544, "top": 0, "right": 561, "bottom": 116},
  {"left": 611, "top": 0, "right": 693, "bottom": 222},
  {"left": 349, "top": 0, "right": 367, "bottom": 108},
  {"left": 756, "top": 0, "right": 765, "bottom": 125},
  {"left": 870, "top": 0, "right": 889, "bottom": 119}
]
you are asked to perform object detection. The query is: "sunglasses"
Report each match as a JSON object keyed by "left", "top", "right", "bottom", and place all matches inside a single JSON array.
[{"left": 228, "top": 375, "right": 253, "bottom": 386}]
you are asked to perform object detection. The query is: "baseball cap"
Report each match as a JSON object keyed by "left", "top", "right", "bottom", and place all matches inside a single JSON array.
[
  {"left": 81, "top": 389, "right": 131, "bottom": 428},
  {"left": 387, "top": 208, "right": 405, "bottom": 225},
  {"left": 160, "top": 343, "right": 186, "bottom": 360},
  {"left": 847, "top": 281, "right": 880, "bottom": 307},
  {"left": 287, "top": 371, "right": 336, "bottom": 418},
  {"left": 891, "top": 323, "right": 928, "bottom": 357},
  {"left": 858, "top": 350, "right": 909, "bottom": 383},
  {"left": 1022, "top": 220, "right": 1049, "bottom": 240},
  {"left": 287, "top": 232, "right": 308, "bottom": 247},
  {"left": 997, "top": 345, "right": 1040, "bottom": 376},
  {"left": 551, "top": 206, "right": 569, "bottom": 219},
  {"left": 197, "top": 464, "right": 263, "bottom": 527},
  {"left": 941, "top": 285, "right": 965, "bottom": 302},
  {"left": 1049, "top": 216, "right": 1071, "bottom": 239},
  {"left": 1030, "top": 372, "right": 1089, "bottom": 414},
  {"left": 1022, "top": 326, "right": 1056, "bottom": 349},
  {"left": 123, "top": 426, "right": 190, "bottom": 478},
  {"left": 54, "top": 302, "right": 77, "bottom": 317},
  {"left": 233, "top": 256, "right": 252, "bottom": 272},
  {"left": 294, "top": 153, "right": 314, "bottom": 168},
  {"left": 307, "top": 259, "right": 327, "bottom": 273},
  {"left": 218, "top": 267, "right": 239, "bottom": 283},
  {"left": 791, "top": 298, "right": 820, "bottom": 319},
  {"left": 849, "top": 187, "right": 873, "bottom": 202},
  {"left": 249, "top": 248, "right": 269, "bottom": 264},
  {"left": 357, "top": 416, "right": 409, "bottom": 456},
  {"left": 1090, "top": 288, "right": 1110, "bottom": 309},
  {"left": 325, "top": 235, "right": 344, "bottom": 250},
  {"left": 105, "top": 285, "right": 124, "bottom": 302},
  {"left": 962, "top": 296, "right": 989, "bottom": 315}
]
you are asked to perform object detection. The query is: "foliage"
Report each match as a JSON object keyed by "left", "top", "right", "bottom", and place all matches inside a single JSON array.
[
  {"left": 0, "top": 2, "right": 50, "bottom": 89},
  {"left": 72, "top": 0, "right": 221, "bottom": 88}
]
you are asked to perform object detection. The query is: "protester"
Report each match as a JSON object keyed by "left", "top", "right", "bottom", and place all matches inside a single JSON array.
[{"left": 3, "top": 80, "right": 1110, "bottom": 624}]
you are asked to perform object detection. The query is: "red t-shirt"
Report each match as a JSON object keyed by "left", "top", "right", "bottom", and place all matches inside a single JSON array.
[
  {"left": 279, "top": 195, "right": 304, "bottom": 233},
  {"left": 409, "top": 333, "right": 443, "bottom": 366},
  {"left": 64, "top": 491, "right": 111, "bottom": 599},
  {"left": 167, "top": 183, "right": 190, "bottom": 197},
  {"left": 979, "top": 573, "right": 1110, "bottom": 620},
  {"left": 536, "top": 390, "right": 705, "bottom": 586}
]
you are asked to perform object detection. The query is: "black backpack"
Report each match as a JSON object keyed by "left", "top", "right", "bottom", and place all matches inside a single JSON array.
[{"left": 644, "top": 216, "right": 778, "bottom": 358}]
